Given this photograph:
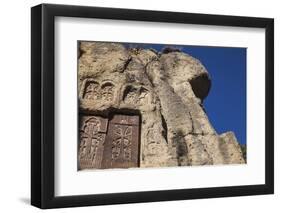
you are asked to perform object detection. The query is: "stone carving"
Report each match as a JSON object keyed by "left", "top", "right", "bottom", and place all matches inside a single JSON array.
[
  {"left": 123, "top": 85, "right": 150, "bottom": 106},
  {"left": 78, "top": 41, "right": 246, "bottom": 169},
  {"left": 112, "top": 125, "right": 132, "bottom": 160},
  {"left": 123, "top": 86, "right": 138, "bottom": 104},
  {"left": 81, "top": 79, "right": 116, "bottom": 105},
  {"left": 101, "top": 82, "right": 115, "bottom": 102},
  {"left": 101, "top": 114, "right": 140, "bottom": 169},
  {"left": 83, "top": 80, "right": 100, "bottom": 100},
  {"left": 78, "top": 116, "right": 107, "bottom": 169}
]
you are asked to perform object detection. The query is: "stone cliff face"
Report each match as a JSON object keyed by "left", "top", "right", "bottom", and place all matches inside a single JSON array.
[{"left": 78, "top": 41, "right": 245, "bottom": 168}]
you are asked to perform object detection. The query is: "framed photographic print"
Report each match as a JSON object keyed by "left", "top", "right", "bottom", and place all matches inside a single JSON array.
[{"left": 31, "top": 3, "right": 274, "bottom": 209}]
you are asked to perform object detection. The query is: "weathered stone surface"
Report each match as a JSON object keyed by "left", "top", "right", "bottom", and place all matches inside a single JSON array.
[
  {"left": 219, "top": 132, "right": 245, "bottom": 164},
  {"left": 78, "top": 41, "right": 245, "bottom": 169}
]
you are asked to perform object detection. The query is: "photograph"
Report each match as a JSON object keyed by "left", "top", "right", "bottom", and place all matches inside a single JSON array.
[
  {"left": 77, "top": 41, "right": 246, "bottom": 170},
  {"left": 30, "top": 3, "right": 274, "bottom": 208}
]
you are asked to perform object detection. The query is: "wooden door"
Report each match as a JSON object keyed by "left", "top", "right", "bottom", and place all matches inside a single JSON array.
[{"left": 101, "top": 114, "right": 140, "bottom": 169}]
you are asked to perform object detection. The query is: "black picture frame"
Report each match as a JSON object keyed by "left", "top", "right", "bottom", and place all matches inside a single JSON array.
[{"left": 31, "top": 3, "right": 274, "bottom": 209}]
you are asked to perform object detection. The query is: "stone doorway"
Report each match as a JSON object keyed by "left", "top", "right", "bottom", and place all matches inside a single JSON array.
[{"left": 78, "top": 113, "right": 140, "bottom": 170}]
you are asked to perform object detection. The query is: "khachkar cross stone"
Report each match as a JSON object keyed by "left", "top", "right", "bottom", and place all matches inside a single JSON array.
[
  {"left": 111, "top": 125, "right": 133, "bottom": 160},
  {"left": 83, "top": 81, "right": 100, "bottom": 100},
  {"left": 101, "top": 114, "right": 140, "bottom": 169},
  {"left": 78, "top": 116, "right": 107, "bottom": 169},
  {"left": 101, "top": 83, "right": 114, "bottom": 102},
  {"left": 78, "top": 114, "right": 140, "bottom": 170}
]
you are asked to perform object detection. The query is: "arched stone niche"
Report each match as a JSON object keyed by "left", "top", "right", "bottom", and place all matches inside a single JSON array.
[
  {"left": 122, "top": 85, "right": 151, "bottom": 107},
  {"left": 79, "top": 78, "right": 118, "bottom": 107}
]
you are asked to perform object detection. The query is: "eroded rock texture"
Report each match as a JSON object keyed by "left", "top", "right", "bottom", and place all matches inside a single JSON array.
[{"left": 78, "top": 41, "right": 245, "bottom": 169}]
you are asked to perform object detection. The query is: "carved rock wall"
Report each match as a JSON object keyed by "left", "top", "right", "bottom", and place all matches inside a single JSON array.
[{"left": 78, "top": 41, "right": 245, "bottom": 168}]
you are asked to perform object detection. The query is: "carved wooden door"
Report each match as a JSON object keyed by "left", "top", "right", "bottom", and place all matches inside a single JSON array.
[{"left": 101, "top": 114, "right": 140, "bottom": 169}]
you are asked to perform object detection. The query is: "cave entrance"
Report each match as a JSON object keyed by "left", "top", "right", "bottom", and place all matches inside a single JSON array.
[{"left": 78, "top": 113, "right": 140, "bottom": 170}]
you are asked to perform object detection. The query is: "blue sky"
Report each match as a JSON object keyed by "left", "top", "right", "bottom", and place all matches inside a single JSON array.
[{"left": 123, "top": 42, "right": 246, "bottom": 145}]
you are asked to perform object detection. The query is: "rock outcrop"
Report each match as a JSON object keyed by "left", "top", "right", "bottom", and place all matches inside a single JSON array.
[{"left": 78, "top": 41, "right": 245, "bottom": 168}]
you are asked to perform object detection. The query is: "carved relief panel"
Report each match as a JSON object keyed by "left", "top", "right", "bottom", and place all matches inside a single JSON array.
[
  {"left": 101, "top": 82, "right": 114, "bottom": 102},
  {"left": 78, "top": 114, "right": 140, "bottom": 170},
  {"left": 83, "top": 80, "right": 100, "bottom": 100},
  {"left": 80, "top": 79, "right": 116, "bottom": 104},
  {"left": 78, "top": 116, "right": 108, "bottom": 169},
  {"left": 101, "top": 114, "right": 140, "bottom": 169},
  {"left": 123, "top": 85, "right": 150, "bottom": 106}
]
